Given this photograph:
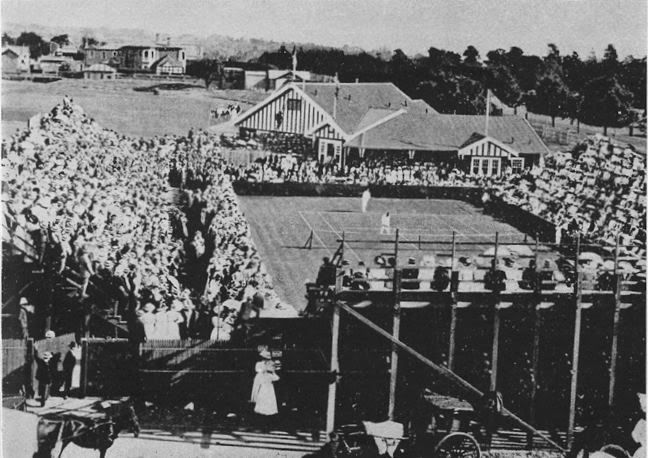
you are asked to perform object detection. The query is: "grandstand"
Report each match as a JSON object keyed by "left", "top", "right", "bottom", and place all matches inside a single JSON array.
[{"left": 2, "top": 99, "right": 645, "bottom": 455}]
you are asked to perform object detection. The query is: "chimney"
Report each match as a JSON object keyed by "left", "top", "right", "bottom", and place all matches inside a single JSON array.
[
  {"left": 166, "top": 37, "right": 171, "bottom": 46},
  {"left": 155, "top": 33, "right": 160, "bottom": 44},
  {"left": 355, "top": 78, "right": 359, "bottom": 84}
]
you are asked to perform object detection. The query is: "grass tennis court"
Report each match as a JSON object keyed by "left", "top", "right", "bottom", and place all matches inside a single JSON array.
[{"left": 238, "top": 196, "right": 537, "bottom": 310}]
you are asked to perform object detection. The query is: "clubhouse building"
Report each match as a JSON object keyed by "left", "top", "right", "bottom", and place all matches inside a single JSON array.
[{"left": 235, "top": 82, "right": 549, "bottom": 176}]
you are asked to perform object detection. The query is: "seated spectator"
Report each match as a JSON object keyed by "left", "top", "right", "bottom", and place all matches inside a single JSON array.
[
  {"left": 484, "top": 259, "right": 507, "bottom": 292},
  {"left": 520, "top": 260, "right": 538, "bottom": 290},
  {"left": 432, "top": 266, "right": 450, "bottom": 292},
  {"left": 401, "top": 257, "right": 420, "bottom": 290},
  {"left": 316, "top": 257, "right": 336, "bottom": 286}
]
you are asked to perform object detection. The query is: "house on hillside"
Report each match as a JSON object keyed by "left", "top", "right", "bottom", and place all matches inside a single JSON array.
[
  {"left": 83, "top": 63, "right": 117, "bottom": 80},
  {"left": 244, "top": 69, "right": 313, "bottom": 91},
  {"left": 118, "top": 44, "right": 186, "bottom": 73},
  {"left": 152, "top": 55, "right": 184, "bottom": 75},
  {"left": 38, "top": 56, "right": 68, "bottom": 75},
  {"left": 2, "top": 46, "right": 30, "bottom": 74},
  {"left": 83, "top": 44, "right": 120, "bottom": 68},
  {"left": 235, "top": 81, "right": 548, "bottom": 175}
]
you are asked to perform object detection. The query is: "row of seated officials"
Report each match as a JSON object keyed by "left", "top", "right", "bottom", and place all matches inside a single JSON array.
[{"left": 316, "top": 257, "right": 621, "bottom": 293}]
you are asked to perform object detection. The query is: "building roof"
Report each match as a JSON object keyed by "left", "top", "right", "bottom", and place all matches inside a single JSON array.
[
  {"left": 84, "top": 63, "right": 116, "bottom": 73},
  {"left": 345, "top": 112, "right": 550, "bottom": 156},
  {"left": 300, "top": 82, "right": 438, "bottom": 134},
  {"left": 2, "top": 45, "right": 29, "bottom": 57},
  {"left": 153, "top": 55, "right": 183, "bottom": 68}
]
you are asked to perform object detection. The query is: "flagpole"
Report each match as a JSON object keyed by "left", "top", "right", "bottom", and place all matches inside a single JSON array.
[{"left": 485, "top": 89, "right": 490, "bottom": 136}]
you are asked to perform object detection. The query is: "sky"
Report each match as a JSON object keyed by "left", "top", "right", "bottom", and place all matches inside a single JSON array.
[{"left": 2, "top": 0, "right": 646, "bottom": 58}]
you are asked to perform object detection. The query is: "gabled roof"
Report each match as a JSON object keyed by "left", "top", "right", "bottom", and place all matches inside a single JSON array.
[
  {"left": 354, "top": 108, "right": 403, "bottom": 132},
  {"left": 84, "top": 63, "right": 116, "bottom": 73},
  {"left": 2, "top": 48, "right": 19, "bottom": 57},
  {"left": 153, "top": 55, "right": 182, "bottom": 68},
  {"left": 2, "top": 45, "right": 29, "bottom": 57},
  {"left": 300, "top": 82, "right": 437, "bottom": 134},
  {"left": 345, "top": 112, "right": 550, "bottom": 156},
  {"left": 458, "top": 132, "right": 519, "bottom": 157}
]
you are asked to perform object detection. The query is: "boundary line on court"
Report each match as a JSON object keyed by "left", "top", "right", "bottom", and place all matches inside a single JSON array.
[{"left": 297, "top": 211, "right": 331, "bottom": 255}]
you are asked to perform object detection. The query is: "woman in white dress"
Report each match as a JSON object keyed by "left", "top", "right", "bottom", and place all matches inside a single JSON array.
[
  {"left": 138, "top": 303, "right": 156, "bottom": 341},
  {"left": 250, "top": 349, "right": 279, "bottom": 429},
  {"left": 153, "top": 304, "right": 169, "bottom": 340},
  {"left": 166, "top": 300, "right": 184, "bottom": 340}
]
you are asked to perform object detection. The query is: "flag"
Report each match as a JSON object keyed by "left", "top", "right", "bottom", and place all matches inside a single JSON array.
[
  {"left": 334, "top": 72, "right": 340, "bottom": 98},
  {"left": 485, "top": 89, "right": 491, "bottom": 136}
]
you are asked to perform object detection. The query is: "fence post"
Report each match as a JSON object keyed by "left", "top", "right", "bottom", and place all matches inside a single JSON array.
[
  {"left": 80, "top": 339, "right": 89, "bottom": 398},
  {"left": 567, "top": 235, "right": 582, "bottom": 449},
  {"left": 388, "top": 229, "right": 401, "bottom": 420},
  {"left": 25, "top": 338, "right": 34, "bottom": 398},
  {"left": 608, "top": 234, "right": 622, "bottom": 407}
]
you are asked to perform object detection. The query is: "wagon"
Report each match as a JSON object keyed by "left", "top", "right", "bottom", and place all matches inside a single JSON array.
[{"left": 331, "top": 392, "right": 482, "bottom": 458}]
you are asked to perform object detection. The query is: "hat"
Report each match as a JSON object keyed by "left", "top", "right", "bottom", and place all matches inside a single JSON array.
[
  {"left": 45, "top": 330, "right": 56, "bottom": 339},
  {"left": 19, "top": 297, "right": 29, "bottom": 306},
  {"left": 259, "top": 349, "right": 272, "bottom": 359},
  {"left": 408, "top": 257, "right": 416, "bottom": 265}
]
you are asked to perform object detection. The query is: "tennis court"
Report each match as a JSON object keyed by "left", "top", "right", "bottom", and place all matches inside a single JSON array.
[{"left": 238, "top": 196, "right": 541, "bottom": 310}]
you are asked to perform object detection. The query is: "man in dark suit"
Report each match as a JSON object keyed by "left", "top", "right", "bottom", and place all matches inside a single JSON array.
[
  {"left": 35, "top": 351, "right": 60, "bottom": 407},
  {"left": 180, "top": 301, "right": 203, "bottom": 339}
]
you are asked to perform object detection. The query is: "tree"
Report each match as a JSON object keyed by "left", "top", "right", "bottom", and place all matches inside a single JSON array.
[
  {"left": 530, "top": 73, "right": 569, "bottom": 126},
  {"left": 15, "top": 32, "right": 49, "bottom": 59},
  {"left": 51, "top": 34, "right": 70, "bottom": 47},
  {"left": 186, "top": 59, "right": 224, "bottom": 89},
  {"left": 579, "top": 76, "right": 634, "bottom": 135},
  {"left": 462, "top": 45, "right": 480, "bottom": 66},
  {"left": 2, "top": 33, "right": 15, "bottom": 46}
]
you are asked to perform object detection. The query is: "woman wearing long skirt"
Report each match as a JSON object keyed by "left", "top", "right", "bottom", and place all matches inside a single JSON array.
[{"left": 250, "top": 349, "right": 279, "bottom": 430}]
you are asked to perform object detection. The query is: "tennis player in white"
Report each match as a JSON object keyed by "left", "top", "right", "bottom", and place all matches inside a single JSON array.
[
  {"left": 380, "top": 212, "right": 391, "bottom": 235},
  {"left": 361, "top": 188, "right": 371, "bottom": 213}
]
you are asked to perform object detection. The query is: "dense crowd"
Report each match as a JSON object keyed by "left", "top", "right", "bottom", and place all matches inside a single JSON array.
[
  {"left": 491, "top": 136, "right": 646, "bottom": 259},
  {"left": 228, "top": 154, "right": 481, "bottom": 187},
  {"left": 2, "top": 98, "right": 289, "bottom": 341},
  {"left": 3, "top": 98, "right": 645, "bottom": 341}
]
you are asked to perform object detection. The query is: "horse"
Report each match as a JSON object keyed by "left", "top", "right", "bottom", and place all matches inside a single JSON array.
[{"left": 36, "top": 401, "right": 140, "bottom": 458}]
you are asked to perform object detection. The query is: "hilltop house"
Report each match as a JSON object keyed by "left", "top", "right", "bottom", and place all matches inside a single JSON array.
[{"left": 118, "top": 44, "right": 186, "bottom": 74}]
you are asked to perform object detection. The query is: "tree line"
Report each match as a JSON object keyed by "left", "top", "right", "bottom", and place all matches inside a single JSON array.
[{"left": 254, "top": 43, "right": 645, "bottom": 134}]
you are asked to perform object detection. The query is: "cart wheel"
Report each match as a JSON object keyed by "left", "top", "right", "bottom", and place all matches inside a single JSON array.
[
  {"left": 599, "top": 444, "right": 630, "bottom": 458},
  {"left": 433, "top": 432, "right": 481, "bottom": 458}
]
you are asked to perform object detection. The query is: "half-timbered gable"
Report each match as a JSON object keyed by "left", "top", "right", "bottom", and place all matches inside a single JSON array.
[{"left": 236, "top": 85, "right": 345, "bottom": 138}]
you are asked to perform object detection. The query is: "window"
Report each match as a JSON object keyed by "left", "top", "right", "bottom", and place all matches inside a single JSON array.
[
  {"left": 180, "top": 51, "right": 185, "bottom": 60},
  {"left": 287, "top": 98, "right": 302, "bottom": 111},
  {"left": 143, "top": 50, "right": 148, "bottom": 58},
  {"left": 471, "top": 157, "right": 480, "bottom": 175},
  {"left": 510, "top": 158, "right": 525, "bottom": 174},
  {"left": 490, "top": 158, "right": 499, "bottom": 176}
]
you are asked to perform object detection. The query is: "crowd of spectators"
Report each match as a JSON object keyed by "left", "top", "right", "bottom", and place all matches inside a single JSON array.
[
  {"left": 3, "top": 98, "right": 645, "bottom": 341},
  {"left": 228, "top": 154, "right": 479, "bottom": 187},
  {"left": 2, "top": 98, "right": 289, "bottom": 342},
  {"left": 490, "top": 136, "right": 646, "bottom": 260}
]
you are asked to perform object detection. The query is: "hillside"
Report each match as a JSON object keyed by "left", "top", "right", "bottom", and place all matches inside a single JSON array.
[{"left": 2, "top": 22, "right": 367, "bottom": 60}]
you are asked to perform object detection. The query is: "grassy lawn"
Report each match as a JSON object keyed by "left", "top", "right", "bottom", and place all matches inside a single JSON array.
[{"left": 1, "top": 78, "right": 267, "bottom": 138}]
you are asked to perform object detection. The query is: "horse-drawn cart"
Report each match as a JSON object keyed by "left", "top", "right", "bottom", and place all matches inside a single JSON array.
[{"left": 331, "top": 392, "right": 483, "bottom": 458}]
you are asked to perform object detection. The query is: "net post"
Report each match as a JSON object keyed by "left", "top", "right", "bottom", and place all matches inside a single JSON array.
[
  {"left": 451, "top": 231, "right": 456, "bottom": 270},
  {"left": 494, "top": 232, "right": 499, "bottom": 266}
]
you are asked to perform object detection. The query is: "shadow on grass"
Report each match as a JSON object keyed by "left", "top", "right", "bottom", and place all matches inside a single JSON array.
[{"left": 134, "top": 83, "right": 204, "bottom": 92}]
